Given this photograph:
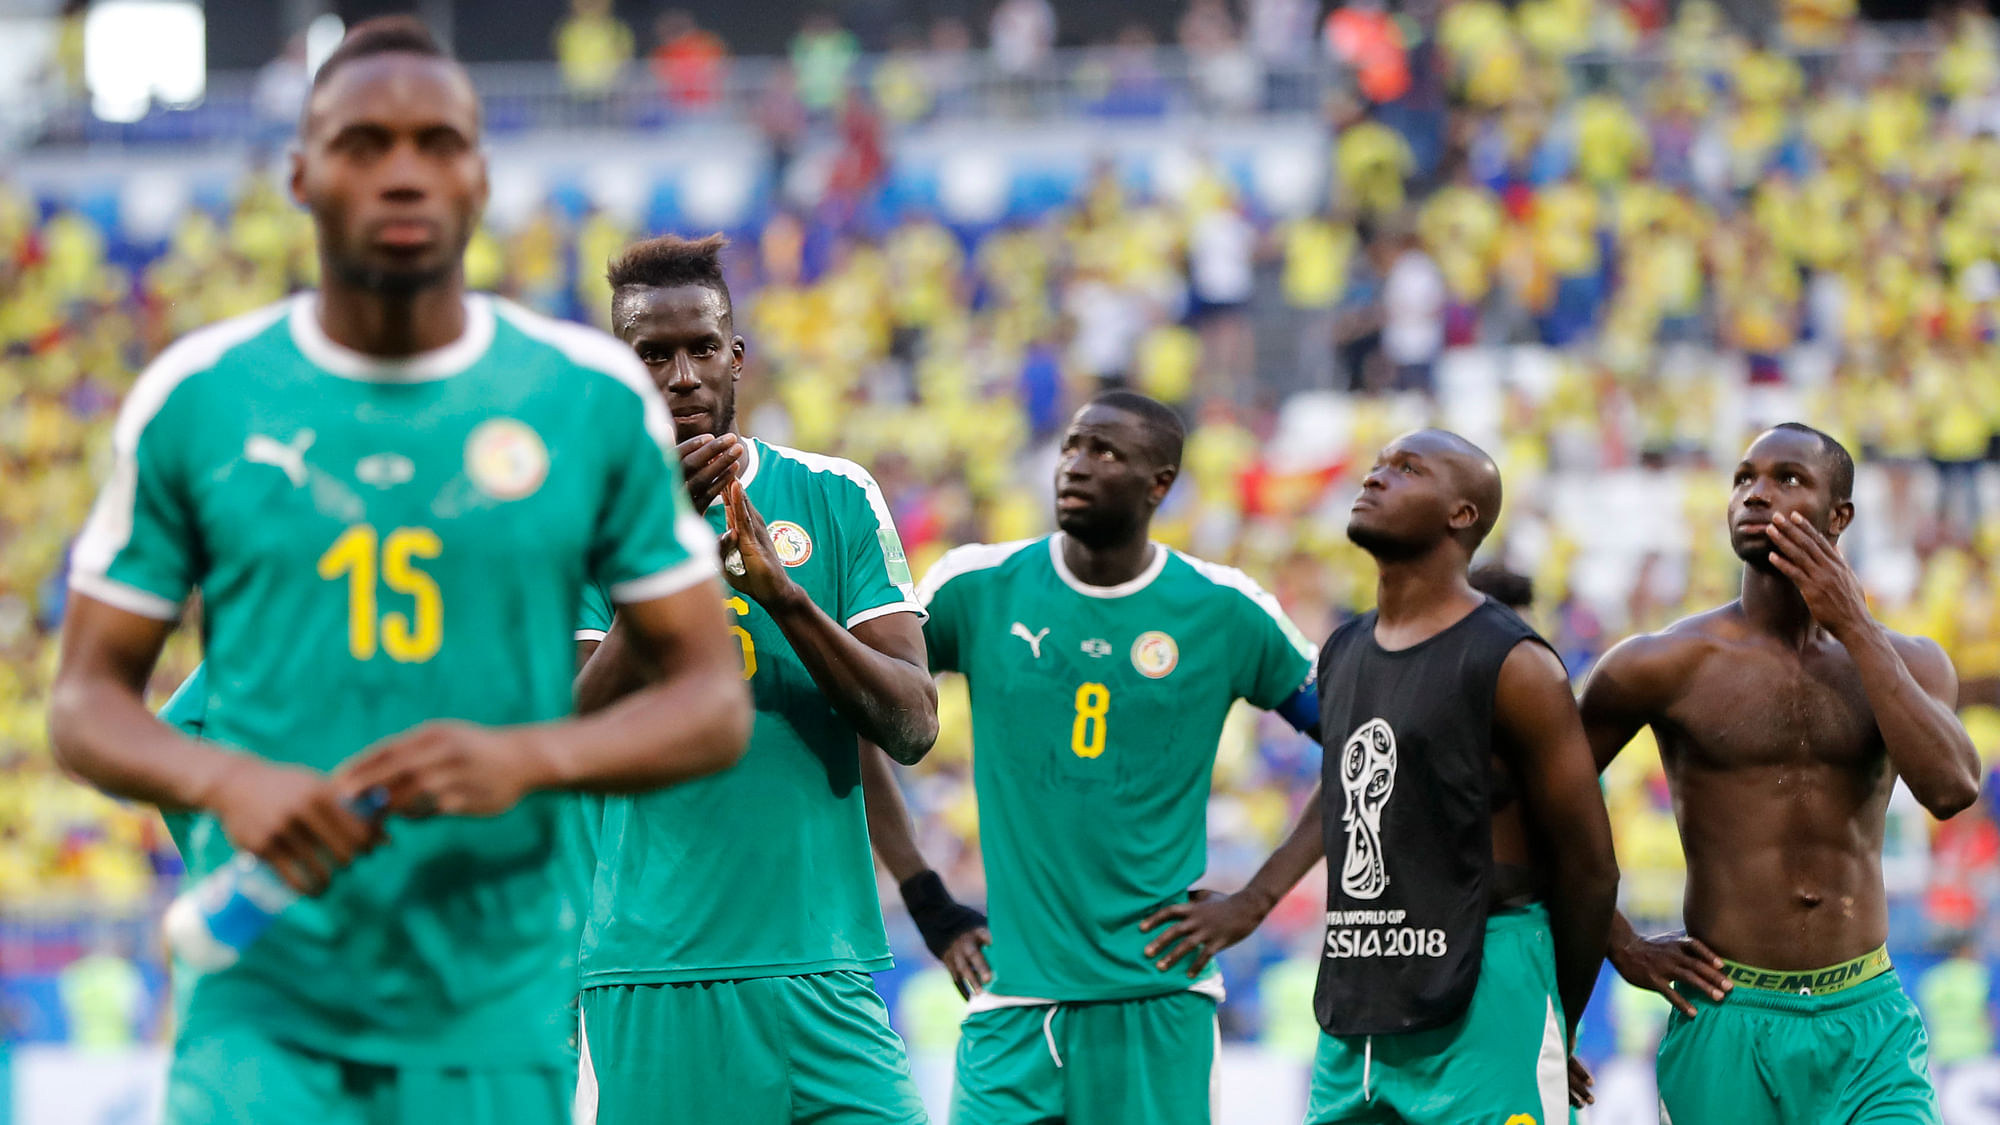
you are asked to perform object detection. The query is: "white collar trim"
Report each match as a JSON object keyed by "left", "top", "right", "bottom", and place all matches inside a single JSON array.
[
  {"left": 1049, "top": 533, "right": 1167, "bottom": 598},
  {"left": 289, "top": 292, "right": 494, "bottom": 382},
  {"left": 707, "top": 436, "right": 761, "bottom": 510}
]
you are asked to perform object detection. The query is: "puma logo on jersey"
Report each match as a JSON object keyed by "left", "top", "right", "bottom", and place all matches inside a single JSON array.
[
  {"left": 1010, "top": 623, "right": 1050, "bottom": 658},
  {"left": 245, "top": 430, "right": 316, "bottom": 487}
]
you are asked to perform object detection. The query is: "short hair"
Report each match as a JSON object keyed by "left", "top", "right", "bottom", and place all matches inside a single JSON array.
[
  {"left": 312, "top": 16, "right": 449, "bottom": 92},
  {"left": 1468, "top": 563, "right": 1533, "bottom": 611},
  {"left": 1771, "top": 422, "right": 1855, "bottom": 504},
  {"left": 1089, "top": 390, "right": 1185, "bottom": 469},
  {"left": 606, "top": 233, "right": 734, "bottom": 318}
]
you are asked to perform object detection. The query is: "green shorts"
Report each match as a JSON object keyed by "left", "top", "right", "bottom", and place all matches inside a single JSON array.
[
  {"left": 949, "top": 990, "right": 1218, "bottom": 1125},
  {"left": 1658, "top": 966, "right": 1937, "bottom": 1125},
  {"left": 165, "top": 1019, "right": 572, "bottom": 1125},
  {"left": 577, "top": 972, "right": 924, "bottom": 1125},
  {"left": 1306, "top": 905, "right": 1569, "bottom": 1125}
]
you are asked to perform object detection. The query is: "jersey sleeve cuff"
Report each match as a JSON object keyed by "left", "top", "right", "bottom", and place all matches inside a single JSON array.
[
  {"left": 68, "top": 572, "right": 184, "bottom": 620},
  {"left": 845, "top": 600, "right": 927, "bottom": 629},
  {"left": 607, "top": 554, "right": 716, "bottom": 605},
  {"left": 573, "top": 628, "right": 608, "bottom": 642}
]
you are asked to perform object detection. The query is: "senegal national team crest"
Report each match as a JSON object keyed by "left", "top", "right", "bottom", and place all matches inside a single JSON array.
[
  {"left": 767, "top": 520, "right": 813, "bottom": 567},
  {"left": 464, "top": 418, "right": 548, "bottom": 501},
  {"left": 1130, "top": 630, "right": 1179, "bottom": 679}
]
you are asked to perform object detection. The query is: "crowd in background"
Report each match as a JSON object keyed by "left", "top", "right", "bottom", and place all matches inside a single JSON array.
[{"left": 9, "top": 0, "right": 2000, "bottom": 1064}]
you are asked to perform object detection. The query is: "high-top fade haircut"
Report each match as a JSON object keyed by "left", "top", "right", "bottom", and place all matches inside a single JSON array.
[
  {"left": 606, "top": 233, "right": 734, "bottom": 328},
  {"left": 1770, "top": 422, "right": 1855, "bottom": 505},
  {"left": 311, "top": 16, "right": 451, "bottom": 94},
  {"left": 1090, "top": 390, "right": 1186, "bottom": 470}
]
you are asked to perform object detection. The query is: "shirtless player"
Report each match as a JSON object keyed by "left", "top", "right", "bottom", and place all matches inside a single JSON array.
[{"left": 1581, "top": 423, "right": 1979, "bottom": 1124}]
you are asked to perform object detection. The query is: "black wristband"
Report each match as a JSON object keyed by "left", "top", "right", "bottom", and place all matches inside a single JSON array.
[{"left": 899, "top": 870, "right": 987, "bottom": 959}]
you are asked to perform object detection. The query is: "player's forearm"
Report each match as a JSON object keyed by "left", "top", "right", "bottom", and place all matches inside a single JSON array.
[
  {"left": 542, "top": 661, "right": 751, "bottom": 791},
  {"left": 1238, "top": 784, "right": 1326, "bottom": 915},
  {"left": 1546, "top": 852, "right": 1619, "bottom": 1040},
  {"left": 48, "top": 674, "right": 246, "bottom": 811},
  {"left": 1843, "top": 626, "right": 1979, "bottom": 817},
  {"left": 763, "top": 592, "right": 938, "bottom": 763},
  {"left": 861, "top": 741, "right": 930, "bottom": 882},
  {"left": 573, "top": 619, "right": 655, "bottom": 715}
]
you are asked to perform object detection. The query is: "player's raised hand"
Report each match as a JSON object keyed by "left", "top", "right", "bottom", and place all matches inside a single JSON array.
[
  {"left": 1140, "top": 889, "right": 1268, "bottom": 978},
  {"left": 204, "top": 760, "right": 379, "bottom": 896},
  {"left": 718, "top": 479, "right": 803, "bottom": 610},
  {"left": 340, "top": 721, "right": 558, "bottom": 819},
  {"left": 678, "top": 433, "right": 745, "bottom": 514},
  {"left": 1765, "top": 512, "right": 1872, "bottom": 639},
  {"left": 1606, "top": 929, "right": 1731, "bottom": 1018},
  {"left": 941, "top": 926, "right": 994, "bottom": 999}
]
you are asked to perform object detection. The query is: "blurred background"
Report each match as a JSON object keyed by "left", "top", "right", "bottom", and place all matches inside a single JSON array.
[{"left": 9, "top": 0, "right": 2000, "bottom": 1120}]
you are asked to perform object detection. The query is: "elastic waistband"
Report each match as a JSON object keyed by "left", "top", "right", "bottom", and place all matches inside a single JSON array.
[
  {"left": 1720, "top": 946, "right": 1891, "bottom": 996},
  {"left": 1696, "top": 964, "right": 1904, "bottom": 1014},
  {"left": 1484, "top": 901, "right": 1550, "bottom": 936}
]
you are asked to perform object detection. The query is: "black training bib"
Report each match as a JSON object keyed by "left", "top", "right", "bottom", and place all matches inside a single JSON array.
[{"left": 1312, "top": 597, "right": 1550, "bottom": 1036}]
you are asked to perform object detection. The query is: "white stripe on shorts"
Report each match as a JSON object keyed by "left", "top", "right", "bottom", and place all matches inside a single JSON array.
[{"left": 575, "top": 1007, "right": 598, "bottom": 1125}]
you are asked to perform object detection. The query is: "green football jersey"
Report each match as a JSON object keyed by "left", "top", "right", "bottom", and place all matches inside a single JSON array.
[
  {"left": 73, "top": 294, "right": 714, "bottom": 1066},
  {"left": 919, "top": 535, "right": 1316, "bottom": 1002},
  {"left": 574, "top": 437, "right": 920, "bottom": 984}
]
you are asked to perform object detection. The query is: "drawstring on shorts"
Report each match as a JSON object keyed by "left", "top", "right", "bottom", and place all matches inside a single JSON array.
[
  {"left": 1362, "top": 1035, "right": 1373, "bottom": 1101},
  {"left": 1043, "top": 1006, "right": 1064, "bottom": 1068}
]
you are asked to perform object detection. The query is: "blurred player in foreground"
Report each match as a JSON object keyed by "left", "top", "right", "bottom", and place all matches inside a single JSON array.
[
  {"left": 1581, "top": 423, "right": 1978, "bottom": 1124},
  {"left": 1154, "top": 430, "right": 1618, "bottom": 1123},
  {"left": 919, "top": 391, "right": 1320, "bottom": 1125},
  {"left": 571, "top": 234, "right": 947, "bottom": 1123},
  {"left": 48, "top": 19, "right": 749, "bottom": 1125}
]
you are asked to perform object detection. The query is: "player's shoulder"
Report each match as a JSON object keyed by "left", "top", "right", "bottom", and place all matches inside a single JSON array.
[
  {"left": 1165, "top": 548, "right": 1319, "bottom": 656},
  {"left": 119, "top": 300, "right": 293, "bottom": 436},
  {"left": 916, "top": 537, "right": 1047, "bottom": 602},
  {"left": 1881, "top": 627, "right": 1954, "bottom": 684},
  {"left": 487, "top": 296, "right": 653, "bottom": 398},
  {"left": 760, "top": 441, "right": 884, "bottom": 498},
  {"left": 1585, "top": 606, "right": 1733, "bottom": 698}
]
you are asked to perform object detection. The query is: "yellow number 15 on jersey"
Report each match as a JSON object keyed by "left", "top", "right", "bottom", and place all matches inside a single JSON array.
[{"left": 318, "top": 524, "right": 443, "bottom": 663}]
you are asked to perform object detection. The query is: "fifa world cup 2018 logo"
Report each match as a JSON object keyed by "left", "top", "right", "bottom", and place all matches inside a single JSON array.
[{"left": 1339, "top": 718, "right": 1398, "bottom": 900}]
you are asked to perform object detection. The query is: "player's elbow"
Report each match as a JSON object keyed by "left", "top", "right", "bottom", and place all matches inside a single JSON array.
[
  {"left": 1917, "top": 772, "right": 1980, "bottom": 821},
  {"left": 45, "top": 672, "right": 100, "bottom": 782},
  {"left": 879, "top": 706, "right": 938, "bottom": 766}
]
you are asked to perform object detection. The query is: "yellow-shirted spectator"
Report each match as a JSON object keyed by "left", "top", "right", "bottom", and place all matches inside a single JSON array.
[
  {"left": 1136, "top": 319, "right": 1200, "bottom": 405},
  {"left": 572, "top": 209, "right": 631, "bottom": 328},
  {"left": 1280, "top": 212, "right": 1356, "bottom": 309},
  {"left": 1576, "top": 94, "right": 1652, "bottom": 187},
  {"left": 1420, "top": 180, "right": 1503, "bottom": 302},
  {"left": 554, "top": 0, "right": 635, "bottom": 95},
  {"left": 1862, "top": 78, "right": 1928, "bottom": 174},
  {"left": 1335, "top": 114, "right": 1415, "bottom": 219}
]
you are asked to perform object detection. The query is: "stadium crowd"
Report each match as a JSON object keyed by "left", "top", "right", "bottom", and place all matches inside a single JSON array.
[{"left": 7, "top": 0, "right": 2000, "bottom": 1059}]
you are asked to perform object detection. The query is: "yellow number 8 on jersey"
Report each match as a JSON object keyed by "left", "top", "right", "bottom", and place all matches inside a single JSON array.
[{"left": 1071, "top": 682, "right": 1110, "bottom": 758}]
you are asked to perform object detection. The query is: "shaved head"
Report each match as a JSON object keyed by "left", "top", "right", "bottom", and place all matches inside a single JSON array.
[
  {"left": 1425, "top": 430, "right": 1503, "bottom": 549},
  {"left": 1346, "top": 428, "right": 1505, "bottom": 562}
]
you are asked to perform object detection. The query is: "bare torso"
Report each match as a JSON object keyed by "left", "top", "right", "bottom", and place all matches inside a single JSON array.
[{"left": 1643, "top": 604, "right": 1906, "bottom": 970}]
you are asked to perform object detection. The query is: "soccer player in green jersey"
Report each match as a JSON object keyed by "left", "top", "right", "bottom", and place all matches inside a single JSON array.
[
  {"left": 570, "top": 233, "right": 959, "bottom": 1124},
  {"left": 919, "top": 391, "right": 1322, "bottom": 1125},
  {"left": 47, "top": 20, "right": 750, "bottom": 1125}
]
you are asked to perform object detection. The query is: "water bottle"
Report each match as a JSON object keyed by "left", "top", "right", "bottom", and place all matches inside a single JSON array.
[{"left": 163, "top": 788, "right": 388, "bottom": 972}]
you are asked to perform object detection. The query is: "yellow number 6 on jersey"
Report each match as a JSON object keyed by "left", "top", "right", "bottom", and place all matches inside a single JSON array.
[
  {"left": 726, "top": 596, "right": 756, "bottom": 680},
  {"left": 318, "top": 525, "right": 443, "bottom": 663},
  {"left": 1071, "top": 682, "right": 1110, "bottom": 758}
]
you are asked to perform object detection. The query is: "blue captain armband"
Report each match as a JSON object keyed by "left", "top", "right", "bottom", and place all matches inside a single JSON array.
[{"left": 1276, "top": 685, "right": 1320, "bottom": 740}]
